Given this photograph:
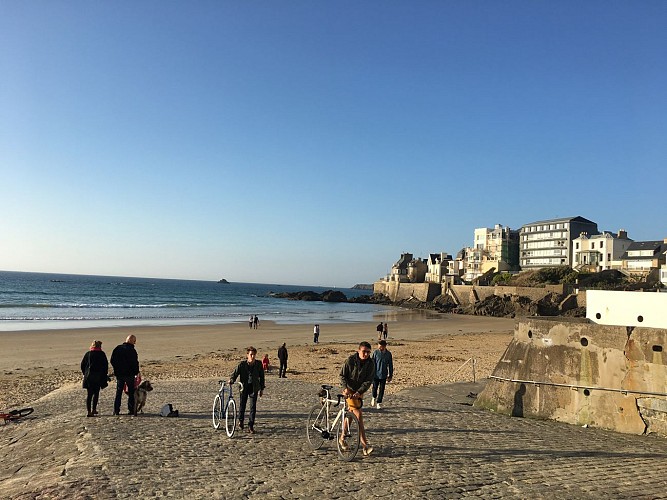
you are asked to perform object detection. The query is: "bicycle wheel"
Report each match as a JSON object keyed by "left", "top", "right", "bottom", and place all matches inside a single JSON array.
[
  {"left": 225, "top": 398, "right": 237, "bottom": 438},
  {"left": 10, "top": 408, "right": 34, "bottom": 418},
  {"left": 306, "top": 404, "right": 326, "bottom": 450},
  {"left": 212, "top": 394, "right": 223, "bottom": 429},
  {"left": 336, "top": 411, "right": 360, "bottom": 461}
]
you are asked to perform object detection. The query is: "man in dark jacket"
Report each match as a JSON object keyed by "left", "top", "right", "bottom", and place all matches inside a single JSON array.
[
  {"left": 340, "top": 341, "right": 375, "bottom": 456},
  {"left": 110, "top": 335, "right": 140, "bottom": 415},
  {"left": 229, "top": 346, "right": 265, "bottom": 434},
  {"left": 277, "top": 343, "right": 288, "bottom": 378}
]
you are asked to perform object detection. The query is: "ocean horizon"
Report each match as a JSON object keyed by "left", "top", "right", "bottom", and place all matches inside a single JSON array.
[{"left": 0, "top": 271, "right": 390, "bottom": 332}]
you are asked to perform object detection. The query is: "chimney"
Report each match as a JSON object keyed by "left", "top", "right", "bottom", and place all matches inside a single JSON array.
[{"left": 617, "top": 229, "right": 628, "bottom": 239}]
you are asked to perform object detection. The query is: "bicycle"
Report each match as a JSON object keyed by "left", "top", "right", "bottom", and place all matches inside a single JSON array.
[
  {"left": 1, "top": 407, "right": 34, "bottom": 424},
  {"left": 306, "top": 385, "right": 360, "bottom": 461},
  {"left": 212, "top": 380, "right": 243, "bottom": 437}
]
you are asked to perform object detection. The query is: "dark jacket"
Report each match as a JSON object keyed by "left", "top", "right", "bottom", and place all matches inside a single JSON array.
[
  {"left": 372, "top": 348, "right": 394, "bottom": 379},
  {"left": 278, "top": 345, "right": 288, "bottom": 362},
  {"left": 110, "top": 342, "right": 139, "bottom": 377},
  {"left": 230, "top": 360, "right": 265, "bottom": 394},
  {"left": 340, "top": 352, "right": 375, "bottom": 394},
  {"left": 81, "top": 349, "right": 109, "bottom": 389}
]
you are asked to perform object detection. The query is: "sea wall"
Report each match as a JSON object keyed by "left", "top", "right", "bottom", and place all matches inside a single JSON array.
[
  {"left": 374, "top": 281, "right": 573, "bottom": 307},
  {"left": 474, "top": 318, "right": 667, "bottom": 435},
  {"left": 373, "top": 281, "right": 441, "bottom": 303}
]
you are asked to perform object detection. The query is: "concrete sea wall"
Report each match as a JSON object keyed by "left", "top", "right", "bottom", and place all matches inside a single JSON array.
[
  {"left": 475, "top": 318, "right": 667, "bottom": 435},
  {"left": 373, "top": 281, "right": 575, "bottom": 307}
]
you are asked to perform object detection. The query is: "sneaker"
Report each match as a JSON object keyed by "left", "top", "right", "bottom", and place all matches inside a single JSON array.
[
  {"left": 363, "top": 446, "right": 374, "bottom": 456},
  {"left": 237, "top": 421, "right": 244, "bottom": 430},
  {"left": 376, "top": 403, "right": 381, "bottom": 410},
  {"left": 248, "top": 427, "right": 255, "bottom": 434},
  {"left": 370, "top": 397, "right": 376, "bottom": 406},
  {"left": 338, "top": 439, "right": 350, "bottom": 451}
]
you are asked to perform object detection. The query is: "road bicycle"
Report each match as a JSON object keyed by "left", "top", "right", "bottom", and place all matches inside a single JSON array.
[
  {"left": 212, "top": 380, "right": 243, "bottom": 437},
  {"left": 1, "top": 407, "right": 34, "bottom": 424},
  {"left": 306, "top": 385, "right": 360, "bottom": 461}
]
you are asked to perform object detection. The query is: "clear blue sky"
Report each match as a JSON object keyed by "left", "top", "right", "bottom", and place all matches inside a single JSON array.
[{"left": 1, "top": 2, "right": 665, "bottom": 287}]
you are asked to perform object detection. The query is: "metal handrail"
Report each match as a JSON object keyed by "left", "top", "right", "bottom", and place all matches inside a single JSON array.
[
  {"left": 488, "top": 375, "right": 667, "bottom": 397},
  {"left": 451, "top": 357, "right": 476, "bottom": 383}
]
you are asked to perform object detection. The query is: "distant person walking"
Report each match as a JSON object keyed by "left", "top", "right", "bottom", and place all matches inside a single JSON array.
[
  {"left": 262, "top": 353, "right": 270, "bottom": 372},
  {"left": 382, "top": 322, "right": 389, "bottom": 340},
  {"left": 313, "top": 324, "right": 320, "bottom": 343},
  {"left": 81, "top": 340, "right": 109, "bottom": 417},
  {"left": 376, "top": 322, "right": 384, "bottom": 341},
  {"left": 229, "top": 346, "right": 265, "bottom": 434},
  {"left": 253, "top": 315, "right": 260, "bottom": 329},
  {"left": 278, "top": 343, "right": 288, "bottom": 378},
  {"left": 371, "top": 340, "right": 393, "bottom": 410},
  {"left": 110, "top": 334, "right": 140, "bottom": 416},
  {"left": 249, "top": 315, "right": 253, "bottom": 329}
]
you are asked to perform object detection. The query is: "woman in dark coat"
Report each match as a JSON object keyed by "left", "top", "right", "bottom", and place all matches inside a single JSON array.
[{"left": 81, "top": 340, "right": 109, "bottom": 417}]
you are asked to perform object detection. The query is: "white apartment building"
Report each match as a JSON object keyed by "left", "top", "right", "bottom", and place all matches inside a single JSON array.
[
  {"left": 572, "top": 230, "right": 633, "bottom": 271},
  {"left": 520, "top": 216, "right": 598, "bottom": 270},
  {"left": 464, "top": 225, "right": 519, "bottom": 282}
]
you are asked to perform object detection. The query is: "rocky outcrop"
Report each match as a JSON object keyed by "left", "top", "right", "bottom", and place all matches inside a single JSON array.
[
  {"left": 217, "top": 279, "right": 229, "bottom": 284},
  {"left": 351, "top": 284, "right": 373, "bottom": 290},
  {"left": 396, "top": 291, "right": 585, "bottom": 319}
]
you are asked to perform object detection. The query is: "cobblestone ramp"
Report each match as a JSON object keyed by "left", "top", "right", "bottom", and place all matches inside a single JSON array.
[{"left": 3, "top": 378, "right": 667, "bottom": 498}]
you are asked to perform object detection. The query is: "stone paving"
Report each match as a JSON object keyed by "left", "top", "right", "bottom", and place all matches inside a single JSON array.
[{"left": 2, "top": 375, "right": 667, "bottom": 499}]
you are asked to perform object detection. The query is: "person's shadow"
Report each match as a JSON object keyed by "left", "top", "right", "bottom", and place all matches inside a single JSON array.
[{"left": 512, "top": 383, "right": 526, "bottom": 417}]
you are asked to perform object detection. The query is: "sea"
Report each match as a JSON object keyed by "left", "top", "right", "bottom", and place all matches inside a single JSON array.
[{"left": 0, "top": 271, "right": 391, "bottom": 332}]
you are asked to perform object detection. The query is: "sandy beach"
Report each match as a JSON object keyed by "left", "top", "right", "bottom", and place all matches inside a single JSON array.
[{"left": 0, "top": 313, "right": 516, "bottom": 409}]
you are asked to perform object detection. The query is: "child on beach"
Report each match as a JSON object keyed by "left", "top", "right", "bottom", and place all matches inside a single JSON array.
[{"left": 262, "top": 354, "right": 270, "bottom": 372}]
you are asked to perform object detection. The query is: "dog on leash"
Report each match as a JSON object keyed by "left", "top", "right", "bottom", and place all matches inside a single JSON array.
[{"left": 133, "top": 380, "right": 154, "bottom": 415}]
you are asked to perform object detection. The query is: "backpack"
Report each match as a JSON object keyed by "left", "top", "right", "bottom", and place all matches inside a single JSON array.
[{"left": 159, "top": 403, "right": 179, "bottom": 417}]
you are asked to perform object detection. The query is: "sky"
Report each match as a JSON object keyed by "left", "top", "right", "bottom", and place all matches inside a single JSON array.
[{"left": 1, "top": 1, "right": 666, "bottom": 287}]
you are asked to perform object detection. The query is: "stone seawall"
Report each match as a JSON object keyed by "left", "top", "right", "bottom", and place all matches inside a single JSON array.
[
  {"left": 374, "top": 281, "right": 576, "bottom": 307},
  {"left": 474, "top": 318, "right": 667, "bottom": 435}
]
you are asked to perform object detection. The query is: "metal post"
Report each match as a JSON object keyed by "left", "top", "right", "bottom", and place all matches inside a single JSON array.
[{"left": 472, "top": 358, "right": 476, "bottom": 383}]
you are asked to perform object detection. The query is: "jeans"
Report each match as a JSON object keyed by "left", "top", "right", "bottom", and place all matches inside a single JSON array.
[
  {"left": 114, "top": 375, "right": 136, "bottom": 414},
  {"left": 372, "top": 377, "right": 387, "bottom": 403},
  {"left": 239, "top": 387, "right": 258, "bottom": 429},
  {"left": 279, "top": 360, "right": 287, "bottom": 377}
]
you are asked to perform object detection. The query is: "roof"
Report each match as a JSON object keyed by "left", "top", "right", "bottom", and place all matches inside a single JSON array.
[
  {"left": 522, "top": 216, "right": 596, "bottom": 226},
  {"left": 620, "top": 240, "right": 667, "bottom": 260}
]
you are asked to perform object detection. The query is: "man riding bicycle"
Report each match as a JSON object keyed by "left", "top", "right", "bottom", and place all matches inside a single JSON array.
[{"left": 339, "top": 341, "right": 375, "bottom": 456}]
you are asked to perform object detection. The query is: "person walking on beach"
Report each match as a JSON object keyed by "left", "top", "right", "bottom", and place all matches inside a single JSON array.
[
  {"left": 253, "top": 315, "right": 260, "bottom": 329},
  {"left": 262, "top": 353, "right": 270, "bottom": 372},
  {"left": 376, "top": 322, "right": 384, "bottom": 341},
  {"left": 81, "top": 340, "right": 109, "bottom": 417},
  {"left": 229, "top": 346, "right": 265, "bottom": 434},
  {"left": 382, "top": 322, "right": 389, "bottom": 340},
  {"left": 249, "top": 315, "right": 253, "bottom": 329},
  {"left": 371, "top": 340, "right": 393, "bottom": 410},
  {"left": 110, "top": 335, "right": 140, "bottom": 416},
  {"left": 340, "top": 341, "right": 375, "bottom": 456},
  {"left": 313, "top": 324, "right": 320, "bottom": 343},
  {"left": 277, "top": 343, "right": 288, "bottom": 378}
]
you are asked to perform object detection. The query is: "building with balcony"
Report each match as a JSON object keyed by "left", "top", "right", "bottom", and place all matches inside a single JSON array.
[
  {"left": 520, "top": 216, "right": 598, "bottom": 270},
  {"left": 572, "top": 230, "right": 633, "bottom": 271}
]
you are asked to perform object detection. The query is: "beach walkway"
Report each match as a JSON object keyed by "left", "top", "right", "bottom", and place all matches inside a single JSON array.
[{"left": 2, "top": 377, "right": 667, "bottom": 499}]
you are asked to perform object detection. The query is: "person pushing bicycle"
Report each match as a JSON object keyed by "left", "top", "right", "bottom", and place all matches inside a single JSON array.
[
  {"left": 339, "top": 341, "right": 375, "bottom": 456},
  {"left": 229, "top": 346, "right": 265, "bottom": 434}
]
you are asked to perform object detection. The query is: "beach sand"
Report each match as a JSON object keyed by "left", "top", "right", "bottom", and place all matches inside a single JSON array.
[{"left": 0, "top": 313, "right": 516, "bottom": 409}]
